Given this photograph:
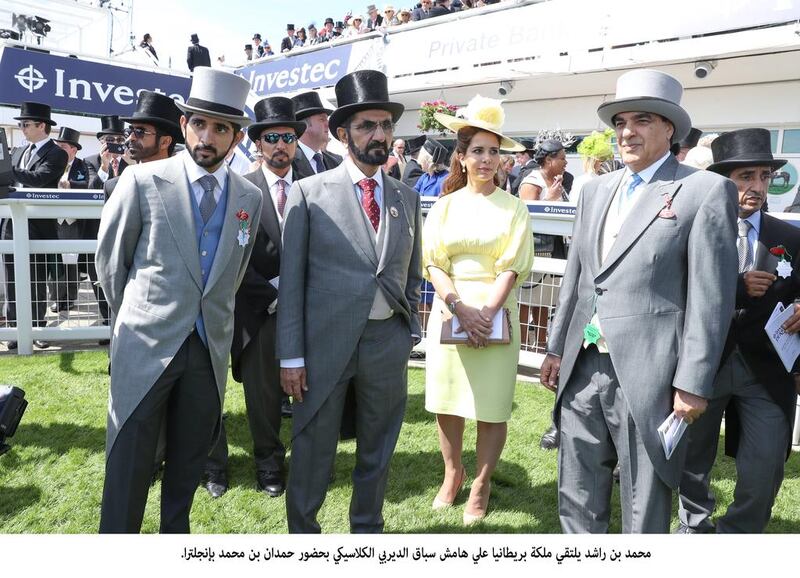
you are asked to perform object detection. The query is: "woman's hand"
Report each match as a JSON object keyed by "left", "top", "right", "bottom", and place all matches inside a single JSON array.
[{"left": 454, "top": 303, "right": 493, "bottom": 348}]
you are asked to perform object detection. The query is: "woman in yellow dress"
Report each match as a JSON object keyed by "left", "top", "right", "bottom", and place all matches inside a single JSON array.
[{"left": 423, "top": 96, "right": 534, "bottom": 525}]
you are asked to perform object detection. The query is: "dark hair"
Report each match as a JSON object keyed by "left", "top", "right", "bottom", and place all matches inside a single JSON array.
[
  {"left": 154, "top": 128, "right": 177, "bottom": 156},
  {"left": 142, "top": 33, "right": 151, "bottom": 43},
  {"left": 440, "top": 127, "right": 501, "bottom": 196},
  {"left": 533, "top": 139, "right": 564, "bottom": 167}
]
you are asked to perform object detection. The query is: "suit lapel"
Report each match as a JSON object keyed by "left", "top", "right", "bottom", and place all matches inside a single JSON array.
[
  {"left": 755, "top": 212, "right": 779, "bottom": 274},
  {"left": 590, "top": 171, "right": 625, "bottom": 274},
  {"left": 293, "top": 148, "right": 315, "bottom": 180},
  {"left": 327, "top": 165, "right": 378, "bottom": 267},
  {"left": 378, "top": 175, "right": 404, "bottom": 274},
  {"left": 205, "top": 172, "right": 244, "bottom": 294},
  {"left": 153, "top": 156, "right": 203, "bottom": 290},
  {"left": 252, "top": 169, "right": 282, "bottom": 251},
  {"left": 28, "top": 140, "right": 54, "bottom": 168},
  {"left": 598, "top": 157, "right": 680, "bottom": 278}
]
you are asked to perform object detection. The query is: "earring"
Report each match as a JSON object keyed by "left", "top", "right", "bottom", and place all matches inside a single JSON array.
[{"left": 461, "top": 164, "right": 466, "bottom": 173}]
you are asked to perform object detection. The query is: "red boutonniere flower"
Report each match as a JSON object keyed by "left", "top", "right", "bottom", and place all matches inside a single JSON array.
[
  {"left": 236, "top": 209, "right": 249, "bottom": 222},
  {"left": 770, "top": 245, "right": 791, "bottom": 261},
  {"left": 236, "top": 209, "right": 251, "bottom": 246}
]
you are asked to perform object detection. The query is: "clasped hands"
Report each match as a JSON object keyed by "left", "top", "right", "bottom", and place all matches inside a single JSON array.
[{"left": 454, "top": 303, "right": 496, "bottom": 348}]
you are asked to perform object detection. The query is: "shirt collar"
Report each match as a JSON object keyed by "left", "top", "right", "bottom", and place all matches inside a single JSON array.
[
  {"left": 30, "top": 136, "right": 51, "bottom": 149},
  {"left": 262, "top": 164, "right": 293, "bottom": 188},
  {"left": 624, "top": 150, "right": 672, "bottom": 184},
  {"left": 344, "top": 156, "right": 383, "bottom": 191},
  {"left": 297, "top": 140, "right": 319, "bottom": 162},
  {"left": 182, "top": 149, "right": 228, "bottom": 189},
  {"left": 740, "top": 210, "right": 761, "bottom": 236}
]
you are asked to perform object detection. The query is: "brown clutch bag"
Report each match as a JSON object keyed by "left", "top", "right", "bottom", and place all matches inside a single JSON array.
[{"left": 440, "top": 307, "right": 512, "bottom": 345}]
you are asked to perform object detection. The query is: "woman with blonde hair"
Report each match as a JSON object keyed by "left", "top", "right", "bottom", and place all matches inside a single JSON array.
[
  {"left": 570, "top": 128, "right": 615, "bottom": 203},
  {"left": 423, "top": 96, "right": 534, "bottom": 525}
]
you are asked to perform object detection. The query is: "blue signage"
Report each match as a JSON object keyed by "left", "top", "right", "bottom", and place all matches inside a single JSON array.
[
  {"left": 419, "top": 196, "right": 577, "bottom": 216},
  {"left": 236, "top": 45, "right": 352, "bottom": 95},
  {"left": 7, "top": 189, "right": 104, "bottom": 201},
  {"left": 0, "top": 47, "right": 191, "bottom": 116}
]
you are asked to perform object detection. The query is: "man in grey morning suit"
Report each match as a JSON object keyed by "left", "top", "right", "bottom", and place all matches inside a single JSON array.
[
  {"left": 96, "top": 68, "right": 262, "bottom": 533},
  {"left": 539, "top": 69, "right": 739, "bottom": 533},
  {"left": 278, "top": 70, "right": 422, "bottom": 533}
]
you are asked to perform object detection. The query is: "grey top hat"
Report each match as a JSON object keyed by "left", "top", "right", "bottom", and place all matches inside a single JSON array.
[
  {"left": 597, "top": 69, "right": 692, "bottom": 143},
  {"left": 175, "top": 67, "right": 251, "bottom": 126}
]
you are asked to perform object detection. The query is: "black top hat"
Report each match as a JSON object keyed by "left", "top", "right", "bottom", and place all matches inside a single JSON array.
[
  {"left": 120, "top": 90, "right": 184, "bottom": 144},
  {"left": 707, "top": 128, "right": 787, "bottom": 175},
  {"left": 96, "top": 115, "right": 125, "bottom": 138},
  {"left": 253, "top": 33, "right": 261, "bottom": 40},
  {"left": 424, "top": 138, "right": 449, "bottom": 165},
  {"left": 53, "top": 127, "right": 82, "bottom": 150},
  {"left": 245, "top": 44, "right": 253, "bottom": 50},
  {"left": 324, "top": 17, "right": 334, "bottom": 25},
  {"left": 191, "top": 33, "right": 200, "bottom": 43},
  {"left": 292, "top": 92, "right": 333, "bottom": 121},
  {"left": 14, "top": 101, "right": 56, "bottom": 126},
  {"left": 679, "top": 127, "right": 702, "bottom": 149},
  {"left": 286, "top": 24, "right": 295, "bottom": 31},
  {"left": 247, "top": 97, "right": 306, "bottom": 142},
  {"left": 335, "top": 21, "right": 345, "bottom": 29},
  {"left": 328, "top": 70, "right": 404, "bottom": 140},
  {"left": 518, "top": 138, "right": 536, "bottom": 153},
  {"left": 406, "top": 135, "right": 426, "bottom": 155}
]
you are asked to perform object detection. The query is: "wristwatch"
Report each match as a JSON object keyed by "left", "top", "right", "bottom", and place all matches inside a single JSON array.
[{"left": 447, "top": 297, "right": 461, "bottom": 314}]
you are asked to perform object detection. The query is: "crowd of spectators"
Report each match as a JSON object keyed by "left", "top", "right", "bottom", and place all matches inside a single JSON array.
[{"left": 243, "top": 0, "right": 507, "bottom": 61}]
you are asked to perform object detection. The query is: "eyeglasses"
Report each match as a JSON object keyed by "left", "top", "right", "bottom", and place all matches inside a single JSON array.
[
  {"left": 260, "top": 132, "right": 297, "bottom": 144},
  {"left": 124, "top": 127, "right": 157, "bottom": 139},
  {"left": 17, "top": 121, "right": 40, "bottom": 129},
  {"left": 351, "top": 120, "right": 395, "bottom": 134}
]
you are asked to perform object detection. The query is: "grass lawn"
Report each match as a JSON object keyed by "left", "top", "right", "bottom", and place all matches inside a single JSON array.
[{"left": 0, "top": 350, "right": 799, "bottom": 533}]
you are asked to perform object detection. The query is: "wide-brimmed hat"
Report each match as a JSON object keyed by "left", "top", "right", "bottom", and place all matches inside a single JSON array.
[
  {"left": 707, "top": 128, "right": 787, "bottom": 175},
  {"left": 423, "top": 138, "right": 449, "bottom": 165},
  {"left": 15, "top": 102, "right": 56, "bottom": 126},
  {"left": 121, "top": 90, "right": 184, "bottom": 144},
  {"left": 96, "top": 115, "right": 124, "bottom": 137},
  {"left": 406, "top": 135, "right": 426, "bottom": 155},
  {"left": 328, "top": 70, "right": 404, "bottom": 140},
  {"left": 597, "top": 69, "right": 691, "bottom": 143},
  {"left": 53, "top": 127, "right": 82, "bottom": 150},
  {"left": 175, "top": 67, "right": 251, "bottom": 125},
  {"left": 434, "top": 95, "right": 523, "bottom": 152},
  {"left": 247, "top": 97, "right": 306, "bottom": 142},
  {"left": 292, "top": 91, "right": 334, "bottom": 120}
]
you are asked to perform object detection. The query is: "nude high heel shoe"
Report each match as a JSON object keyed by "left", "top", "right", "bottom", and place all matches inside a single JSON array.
[{"left": 432, "top": 466, "right": 466, "bottom": 510}]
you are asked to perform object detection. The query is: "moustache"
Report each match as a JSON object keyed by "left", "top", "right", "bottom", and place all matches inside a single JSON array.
[{"left": 194, "top": 144, "right": 218, "bottom": 154}]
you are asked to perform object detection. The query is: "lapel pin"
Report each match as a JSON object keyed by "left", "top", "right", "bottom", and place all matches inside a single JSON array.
[{"left": 390, "top": 206, "right": 399, "bottom": 218}]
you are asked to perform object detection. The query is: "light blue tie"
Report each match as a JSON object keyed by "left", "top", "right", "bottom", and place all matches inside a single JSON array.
[{"left": 619, "top": 172, "right": 643, "bottom": 214}]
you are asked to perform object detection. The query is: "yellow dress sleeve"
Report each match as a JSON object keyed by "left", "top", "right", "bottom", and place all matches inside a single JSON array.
[
  {"left": 494, "top": 197, "right": 534, "bottom": 287},
  {"left": 422, "top": 197, "right": 451, "bottom": 280}
]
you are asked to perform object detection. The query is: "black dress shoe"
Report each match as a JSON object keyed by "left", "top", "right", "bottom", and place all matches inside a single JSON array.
[
  {"left": 539, "top": 422, "right": 560, "bottom": 450},
  {"left": 6, "top": 341, "right": 17, "bottom": 350},
  {"left": 256, "top": 471, "right": 285, "bottom": 497},
  {"left": 202, "top": 470, "right": 228, "bottom": 498},
  {"left": 33, "top": 340, "right": 50, "bottom": 349},
  {"left": 281, "top": 398, "right": 293, "bottom": 419},
  {"left": 674, "top": 522, "right": 715, "bottom": 534}
]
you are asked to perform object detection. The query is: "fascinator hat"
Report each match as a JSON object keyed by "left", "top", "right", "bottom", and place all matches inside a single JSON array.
[
  {"left": 434, "top": 95, "right": 524, "bottom": 152},
  {"left": 576, "top": 128, "right": 615, "bottom": 161}
]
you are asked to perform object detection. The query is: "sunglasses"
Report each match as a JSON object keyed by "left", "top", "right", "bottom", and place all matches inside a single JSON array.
[
  {"left": 17, "top": 121, "right": 41, "bottom": 128},
  {"left": 260, "top": 132, "right": 297, "bottom": 144},
  {"left": 124, "top": 127, "right": 157, "bottom": 138}
]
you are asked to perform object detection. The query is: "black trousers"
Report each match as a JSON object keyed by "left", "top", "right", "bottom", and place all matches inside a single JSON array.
[
  {"left": 99, "top": 331, "right": 219, "bottom": 533},
  {"left": 207, "top": 313, "right": 285, "bottom": 474}
]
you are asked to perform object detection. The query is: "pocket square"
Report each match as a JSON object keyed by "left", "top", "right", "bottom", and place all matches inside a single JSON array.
[{"left": 658, "top": 208, "right": 676, "bottom": 219}]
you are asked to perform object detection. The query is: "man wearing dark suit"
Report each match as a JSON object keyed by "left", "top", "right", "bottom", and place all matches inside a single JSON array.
[
  {"left": 365, "top": 4, "right": 384, "bottom": 30},
  {"left": 412, "top": 0, "right": 433, "bottom": 20},
  {"left": 203, "top": 97, "right": 304, "bottom": 499},
  {"left": 510, "top": 140, "right": 535, "bottom": 196},
  {"left": 186, "top": 33, "right": 211, "bottom": 72},
  {"left": 291, "top": 91, "right": 342, "bottom": 179},
  {"left": 400, "top": 135, "right": 425, "bottom": 188},
  {"left": 2, "top": 102, "right": 68, "bottom": 351},
  {"left": 85, "top": 116, "right": 128, "bottom": 189},
  {"left": 678, "top": 128, "right": 799, "bottom": 534},
  {"left": 278, "top": 70, "right": 422, "bottom": 533},
  {"left": 281, "top": 24, "right": 298, "bottom": 53},
  {"left": 428, "top": 0, "right": 452, "bottom": 18}
]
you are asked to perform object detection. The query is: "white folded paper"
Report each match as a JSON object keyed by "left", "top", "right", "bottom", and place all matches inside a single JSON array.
[
  {"left": 657, "top": 411, "right": 687, "bottom": 460},
  {"left": 764, "top": 302, "right": 800, "bottom": 372},
  {"left": 451, "top": 308, "right": 504, "bottom": 340}
]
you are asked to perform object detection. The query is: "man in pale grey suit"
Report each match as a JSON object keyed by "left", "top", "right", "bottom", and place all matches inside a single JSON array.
[
  {"left": 540, "top": 69, "right": 739, "bottom": 533},
  {"left": 277, "top": 69, "right": 422, "bottom": 533},
  {"left": 96, "top": 68, "right": 263, "bottom": 533}
]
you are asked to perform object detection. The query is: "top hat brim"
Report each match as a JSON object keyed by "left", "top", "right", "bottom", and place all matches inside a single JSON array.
[
  {"left": 14, "top": 115, "right": 56, "bottom": 126},
  {"left": 247, "top": 120, "right": 306, "bottom": 143},
  {"left": 295, "top": 106, "right": 333, "bottom": 121},
  {"left": 329, "top": 102, "right": 405, "bottom": 141},
  {"left": 175, "top": 101, "right": 251, "bottom": 127},
  {"left": 53, "top": 139, "right": 81, "bottom": 150},
  {"left": 707, "top": 157, "right": 787, "bottom": 175},
  {"left": 434, "top": 112, "right": 524, "bottom": 152},
  {"left": 597, "top": 96, "right": 692, "bottom": 143},
  {"left": 119, "top": 115, "right": 185, "bottom": 144}
]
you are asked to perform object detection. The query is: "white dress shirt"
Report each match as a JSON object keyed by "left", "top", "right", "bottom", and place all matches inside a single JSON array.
[
  {"left": 738, "top": 210, "right": 761, "bottom": 266},
  {"left": 182, "top": 149, "right": 226, "bottom": 204},
  {"left": 261, "top": 165, "right": 293, "bottom": 225},
  {"left": 298, "top": 140, "right": 323, "bottom": 174}
]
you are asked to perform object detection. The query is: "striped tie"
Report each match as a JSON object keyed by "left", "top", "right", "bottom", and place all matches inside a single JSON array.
[{"left": 737, "top": 219, "right": 753, "bottom": 273}]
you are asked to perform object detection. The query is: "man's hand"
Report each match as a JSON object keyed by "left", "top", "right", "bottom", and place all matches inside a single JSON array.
[
  {"left": 743, "top": 270, "right": 776, "bottom": 298},
  {"left": 673, "top": 389, "right": 708, "bottom": 424},
  {"left": 281, "top": 367, "right": 307, "bottom": 402},
  {"left": 540, "top": 353, "right": 561, "bottom": 392},
  {"left": 782, "top": 303, "right": 800, "bottom": 334}
]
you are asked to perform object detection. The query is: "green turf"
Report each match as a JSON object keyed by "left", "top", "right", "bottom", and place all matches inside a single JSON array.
[{"left": 0, "top": 350, "right": 798, "bottom": 533}]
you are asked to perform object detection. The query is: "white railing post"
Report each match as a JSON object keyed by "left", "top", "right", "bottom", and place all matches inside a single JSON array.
[{"left": 9, "top": 203, "right": 33, "bottom": 355}]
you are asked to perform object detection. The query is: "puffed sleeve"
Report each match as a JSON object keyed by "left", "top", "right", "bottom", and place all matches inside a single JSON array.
[
  {"left": 422, "top": 197, "right": 451, "bottom": 280},
  {"left": 494, "top": 198, "right": 534, "bottom": 287}
]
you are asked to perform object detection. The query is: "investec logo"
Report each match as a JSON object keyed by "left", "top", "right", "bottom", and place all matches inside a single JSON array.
[{"left": 15, "top": 64, "right": 184, "bottom": 103}]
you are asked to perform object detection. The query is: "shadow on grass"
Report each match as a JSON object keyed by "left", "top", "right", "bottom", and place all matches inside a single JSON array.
[
  {"left": 14, "top": 422, "right": 105, "bottom": 455},
  {"left": 0, "top": 485, "right": 43, "bottom": 521}
]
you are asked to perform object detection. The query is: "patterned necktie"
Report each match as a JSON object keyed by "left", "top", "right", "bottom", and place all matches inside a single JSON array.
[
  {"left": 22, "top": 143, "right": 35, "bottom": 168},
  {"left": 737, "top": 219, "right": 753, "bottom": 273},
  {"left": 276, "top": 179, "right": 287, "bottom": 217},
  {"left": 312, "top": 152, "right": 325, "bottom": 174},
  {"left": 198, "top": 174, "right": 218, "bottom": 223},
  {"left": 358, "top": 178, "right": 380, "bottom": 232}
]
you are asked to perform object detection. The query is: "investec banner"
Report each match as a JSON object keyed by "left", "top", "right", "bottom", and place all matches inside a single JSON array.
[
  {"left": 236, "top": 45, "right": 352, "bottom": 95},
  {"left": 0, "top": 47, "right": 191, "bottom": 116}
]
